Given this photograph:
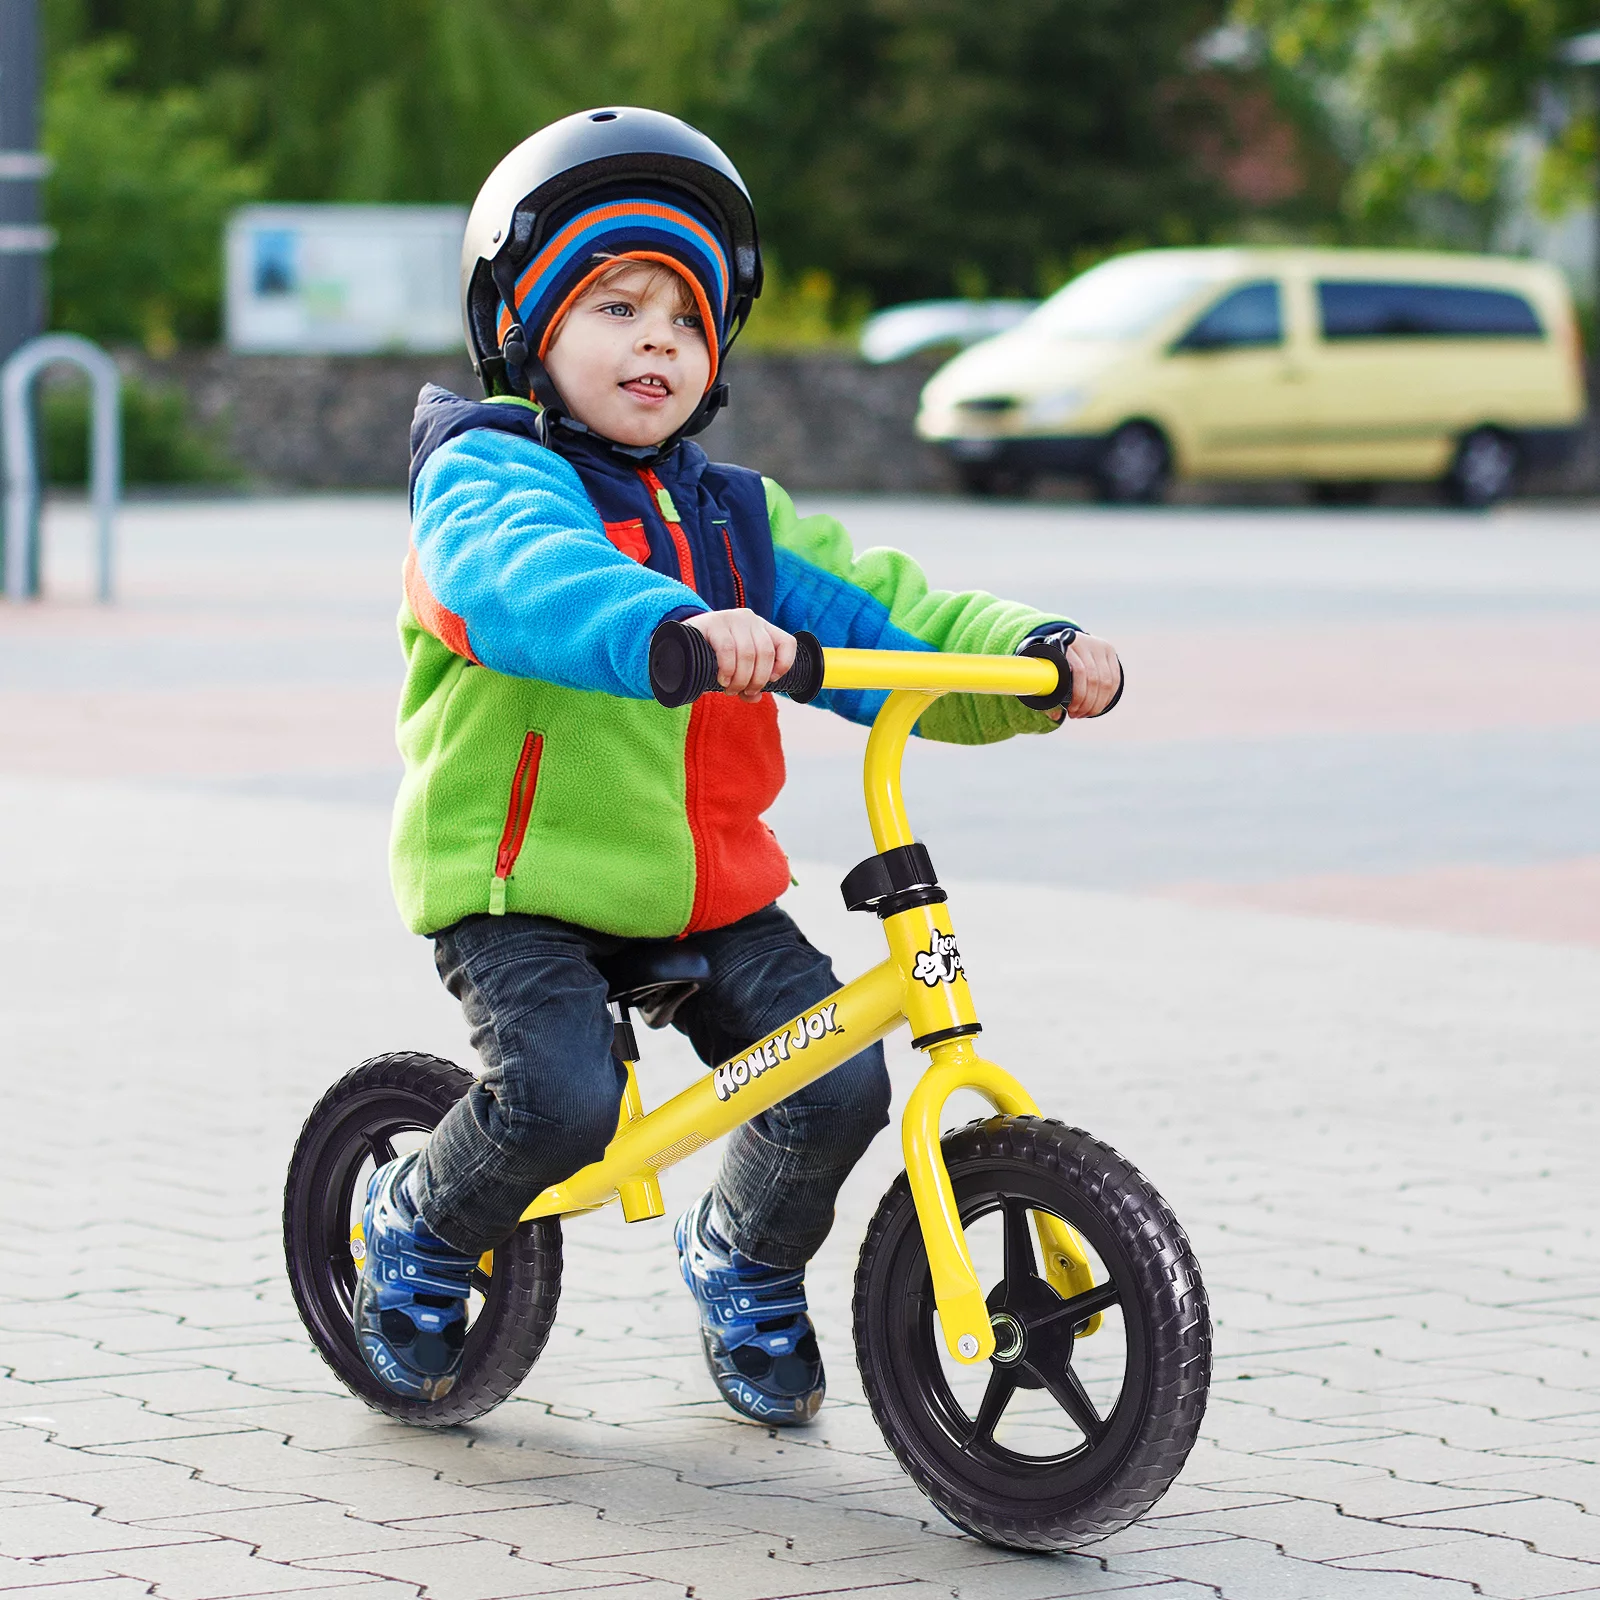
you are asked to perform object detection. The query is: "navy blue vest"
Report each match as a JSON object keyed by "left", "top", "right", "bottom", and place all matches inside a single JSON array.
[{"left": 409, "top": 387, "right": 776, "bottom": 617}]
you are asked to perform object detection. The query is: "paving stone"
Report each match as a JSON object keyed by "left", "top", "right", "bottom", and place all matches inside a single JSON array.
[
  {"left": 1103, "top": 1537, "right": 1486, "bottom": 1598},
  {"left": 94, "top": 1535, "right": 410, "bottom": 1600},
  {"left": 0, "top": 1581, "right": 170, "bottom": 1600},
  {"left": 23, "top": 1463, "right": 308, "bottom": 1521},
  {"left": 1387, "top": 1496, "right": 1600, "bottom": 1564},
  {"left": 292, "top": 1540, "right": 627, "bottom": 1598},
  {"left": 384, "top": 1503, "right": 731, "bottom": 1564},
  {"left": 0, "top": 1497, "right": 217, "bottom": 1561},
  {"left": 133, "top": 1500, "right": 477, "bottom": 1562},
  {"left": 1333, "top": 1534, "right": 1600, "bottom": 1598}
]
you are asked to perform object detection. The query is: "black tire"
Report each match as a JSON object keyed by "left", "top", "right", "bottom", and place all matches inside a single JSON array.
[
  {"left": 957, "top": 462, "right": 1034, "bottom": 498},
  {"left": 1444, "top": 427, "right": 1519, "bottom": 508},
  {"left": 1310, "top": 481, "right": 1379, "bottom": 507},
  {"left": 283, "top": 1052, "right": 562, "bottom": 1427},
  {"left": 1093, "top": 423, "right": 1170, "bottom": 504},
  {"left": 853, "top": 1116, "right": 1209, "bottom": 1551}
]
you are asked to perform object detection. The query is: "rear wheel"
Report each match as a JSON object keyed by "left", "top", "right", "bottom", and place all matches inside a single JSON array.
[
  {"left": 283, "top": 1052, "right": 561, "bottom": 1427},
  {"left": 1445, "top": 427, "right": 1519, "bottom": 508},
  {"left": 854, "top": 1116, "right": 1209, "bottom": 1551},
  {"left": 1094, "top": 423, "right": 1170, "bottom": 504}
]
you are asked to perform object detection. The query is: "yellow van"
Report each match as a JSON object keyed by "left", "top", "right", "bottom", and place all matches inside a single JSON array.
[{"left": 915, "top": 248, "right": 1586, "bottom": 505}]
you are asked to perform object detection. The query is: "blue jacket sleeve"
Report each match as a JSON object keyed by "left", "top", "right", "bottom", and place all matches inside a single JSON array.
[
  {"left": 765, "top": 478, "right": 1071, "bottom": 742},
  {"left": 409, "top": 427, "right": 707, "bottom": 697}
]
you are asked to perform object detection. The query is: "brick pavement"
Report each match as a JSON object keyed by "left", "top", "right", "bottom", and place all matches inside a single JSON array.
[{"left": 0, "top": 497, "right": 1596, "bottom": 1599}]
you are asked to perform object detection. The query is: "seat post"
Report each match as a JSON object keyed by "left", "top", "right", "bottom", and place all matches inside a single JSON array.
[{"left": 610, "top": 1001, "right": 665, "bottom": 1223}]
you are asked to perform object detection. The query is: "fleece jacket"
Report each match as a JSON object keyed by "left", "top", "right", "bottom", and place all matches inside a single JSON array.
[{"left": 391, "top": 384, "right": 1072, "bottom": 938}]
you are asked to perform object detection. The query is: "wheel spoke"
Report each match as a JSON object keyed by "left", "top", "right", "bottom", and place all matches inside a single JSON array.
[
  {"left": 1031, "top": 1356, "right": 1107, "bottom": 1446},
  {"left": 962, "top": 1366, "right": 1016, "bottom": 1451},
  {"left": 1001, "top": 1196, "right": 1039, "bottom": 1290},
  {"left": 470, "top": 1267, "right": 492, "bottom": 1296},
  {"left": 364, "top": 1132, "right": 397, "bottom": 1167},
  {"left": 1032, "top": 1277, "right": 1122, "bottom": 1332}
]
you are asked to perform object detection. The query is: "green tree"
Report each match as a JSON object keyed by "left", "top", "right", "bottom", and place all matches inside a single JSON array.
[
  {"left": 43, "top": 39, "right": 261, "bottom": 349},
  {"left": 708, "top": 0, "right": 1238, "bottom": 305},
  {"left": 1234, "top": 0, "right": 1600, "bottom": 243},
  {"left": 42, "top": 0, "right": 1257, "bottom": 340}
]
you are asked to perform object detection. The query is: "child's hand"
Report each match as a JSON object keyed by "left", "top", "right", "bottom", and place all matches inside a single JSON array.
[
  {"left": 1046, "top": 633, "right": 1123, "bottom": 722},
  {"left": 685, "top": 610, "right": 797, "bottom": 702}
]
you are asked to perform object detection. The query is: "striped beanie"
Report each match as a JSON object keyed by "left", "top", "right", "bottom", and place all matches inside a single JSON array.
[{"left": 496, "top": 183, "right": 734, "bottom": 388}]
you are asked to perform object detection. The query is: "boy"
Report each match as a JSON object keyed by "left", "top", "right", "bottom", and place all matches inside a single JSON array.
[{"left": 356, "top": 107, "right": 1121, "bottom": 1423}]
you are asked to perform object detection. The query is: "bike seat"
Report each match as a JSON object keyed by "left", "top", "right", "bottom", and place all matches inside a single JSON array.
[{"left": 597, "top": 943, "right": 712, "bottom": 1029}]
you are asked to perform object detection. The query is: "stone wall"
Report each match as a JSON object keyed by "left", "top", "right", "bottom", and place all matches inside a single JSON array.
[
  {"left": 122, "top": 346, "right": 1598, "bottom": 497},
  {"left": 123, "top": 348, "right": 954, "bottom": 493}
]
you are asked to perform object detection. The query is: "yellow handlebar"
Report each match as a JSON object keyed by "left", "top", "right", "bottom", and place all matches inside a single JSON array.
[{"left": 820, "top": 647, "right": 1060, "bottom": 698}]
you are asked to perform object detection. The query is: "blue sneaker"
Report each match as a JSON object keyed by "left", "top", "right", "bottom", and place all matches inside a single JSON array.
[
  {"left": 353, "top": 1155, "right": 477, "bottom": 1401},
  {"left": 674, "top": 1191, "right": 824, "bottom": 1425}
]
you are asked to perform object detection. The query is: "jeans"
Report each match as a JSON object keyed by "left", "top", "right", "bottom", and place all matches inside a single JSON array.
[{"left": 411, "top": 903, "right": 891, "bottom": 1266}]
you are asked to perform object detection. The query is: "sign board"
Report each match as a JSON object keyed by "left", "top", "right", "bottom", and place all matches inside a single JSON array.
[{"left": 225, "top": 204, "right": 467, "bottom": 354}]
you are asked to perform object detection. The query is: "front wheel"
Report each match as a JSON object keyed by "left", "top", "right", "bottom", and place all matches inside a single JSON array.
[
  {"left": 283, "top": 1052, "right": 562, "bottom": 1427},
  {"left": 1094, "top": 422, "right": 1170, "bottom": 503},
  {"left": 854, "top": 1116, "right": 1209, "bottom": 1551},
  {"left": 1445, "top": 427, "right": 1519, "bottom": 508}
]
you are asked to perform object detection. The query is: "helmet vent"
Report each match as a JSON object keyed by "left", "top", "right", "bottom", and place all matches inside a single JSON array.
[{"left": 590, "top": 111, "right": 618, "bottom": 122}]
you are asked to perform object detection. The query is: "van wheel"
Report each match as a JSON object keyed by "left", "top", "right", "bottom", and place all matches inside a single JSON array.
[
  {"left": 1445, "top": 428, "right": 1519, "bottom": 508},
  {"left": 1094, "top": 424, "right": 1170, "bottom": 504}
]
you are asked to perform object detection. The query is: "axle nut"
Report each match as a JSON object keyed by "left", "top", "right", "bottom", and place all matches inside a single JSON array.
[{"left": 956, "top": 1333, "right": 980, "bottom": 1359}]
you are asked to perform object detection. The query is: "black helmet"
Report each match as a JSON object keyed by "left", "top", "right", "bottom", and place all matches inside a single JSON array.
[{"left": 461, "top": 107, "right": 762, "bottom": 448}]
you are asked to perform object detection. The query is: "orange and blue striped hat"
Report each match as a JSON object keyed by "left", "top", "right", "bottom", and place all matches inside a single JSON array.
[{"left": 496, "top": 184, "right": 733, "bottom": 387}]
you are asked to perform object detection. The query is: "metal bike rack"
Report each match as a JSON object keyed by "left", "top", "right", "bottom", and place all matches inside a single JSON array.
[{"left": 1, "top": 333, "right": 121, "bottom": 601}]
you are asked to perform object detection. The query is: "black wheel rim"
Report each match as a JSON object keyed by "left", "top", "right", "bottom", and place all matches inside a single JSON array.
[
  {"left": 288, "top": 1088, "right": 506, "bottom": 1391},
  {"left": 881, "top": 1160, "right": 1151, "bottom": 1505}
]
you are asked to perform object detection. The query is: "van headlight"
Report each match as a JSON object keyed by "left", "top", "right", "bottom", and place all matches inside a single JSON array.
[{"left": 1023, "top": 388, "right": 1089, "bottom": 429}]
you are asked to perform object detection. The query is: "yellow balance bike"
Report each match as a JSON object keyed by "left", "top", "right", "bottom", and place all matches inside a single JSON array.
[{"left": 283, "top": 628, "right": 1210, "bottom": 1552}]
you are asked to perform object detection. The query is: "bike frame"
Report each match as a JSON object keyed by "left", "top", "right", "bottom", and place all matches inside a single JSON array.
[{"left": 519, "top": 647, "right": 1099, "bottom": 1366}]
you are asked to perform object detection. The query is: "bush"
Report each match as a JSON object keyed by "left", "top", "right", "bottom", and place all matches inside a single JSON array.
[
  {"left": 44, "top": 40, "right": 261, "bottom": 352},
  {"left": 42, "top": 376, "right": 239, "bottom": 485}
]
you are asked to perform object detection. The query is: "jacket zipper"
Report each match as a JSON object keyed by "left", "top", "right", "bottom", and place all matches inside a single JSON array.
[
  {"left": 718, "top": 523, "right": 746, "bottom": 608},
  {"left": 490, "top": 731, "right": 544, "bottom": 915},
  {"left": 637, "top": 468, "right": 697, "bottom": 590}
]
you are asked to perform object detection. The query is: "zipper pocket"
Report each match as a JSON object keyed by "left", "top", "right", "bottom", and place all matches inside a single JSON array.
[
  {"left": 490, "top": 731, "right": 544, "bottom": 915},
  {"left": 604, "top": 518, "right": 650, "bottom": 564}
]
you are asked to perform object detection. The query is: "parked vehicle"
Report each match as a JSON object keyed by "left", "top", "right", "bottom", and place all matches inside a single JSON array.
[
  {"left": 916, "top": 248, "right": 1586, "bottom": 506},
  {"left": 859, "top": 299, "right": 1038, "bottom": 364}
]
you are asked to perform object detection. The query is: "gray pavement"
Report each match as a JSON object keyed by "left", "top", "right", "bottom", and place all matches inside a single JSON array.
[{"left": 0, "top": 495, "right": 1598, "bottom": 1598}]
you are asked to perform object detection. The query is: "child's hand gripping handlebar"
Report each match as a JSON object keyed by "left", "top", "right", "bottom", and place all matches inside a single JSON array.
[
  {"left": 648, "top": 618, "right": 1118, "bottom": 716},
  {"left": 649, "top": 619, "right": 826, "bottom": 708}
]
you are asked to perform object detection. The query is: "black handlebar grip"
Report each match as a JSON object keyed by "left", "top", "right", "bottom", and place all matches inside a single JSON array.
[
  {"left": 1016, "top": 628, "right": 1075, "bottom": 711},
  {"left": 649, "top": 619, "right": 721, "bottom": 707},
  {"left": 766, "top": 630, "right": 824, "bottom": 704},
  {"left": 649, "top": 622, "right": 825, "bottom": 708}
]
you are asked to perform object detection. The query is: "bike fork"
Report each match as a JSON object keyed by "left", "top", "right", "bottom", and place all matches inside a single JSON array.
[{"left": 902, "top": 1036, "right": 1100, "bottom": 1364}]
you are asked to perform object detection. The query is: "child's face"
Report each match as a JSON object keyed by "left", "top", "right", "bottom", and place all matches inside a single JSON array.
[{"left": 542, "top": 264, "right": 711, "bottom": 447}]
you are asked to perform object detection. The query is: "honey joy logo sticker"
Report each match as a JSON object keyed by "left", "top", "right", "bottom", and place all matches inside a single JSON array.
[
  {"left": 913, "top": 931, "right": 964, "bottom": 987},
  {"left": 713, "top": 1002, "right": 841, "bottom": 1101}
]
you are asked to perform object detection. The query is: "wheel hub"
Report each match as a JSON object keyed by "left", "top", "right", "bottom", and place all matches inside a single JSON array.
[{"left": 989, "top": 1311, "right": 1025, "bottom": 1365}]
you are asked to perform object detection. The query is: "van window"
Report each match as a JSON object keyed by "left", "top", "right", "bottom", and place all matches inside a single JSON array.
[
  {"left": 1317, "top": 281, "right": 1543, "bottom": 340},
  {"left": 1029, "top": 257, "right": 1224, "bottom": 341},
  {"left": 1174, "top": 281, "right": 1282, "bottom": 350}
]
